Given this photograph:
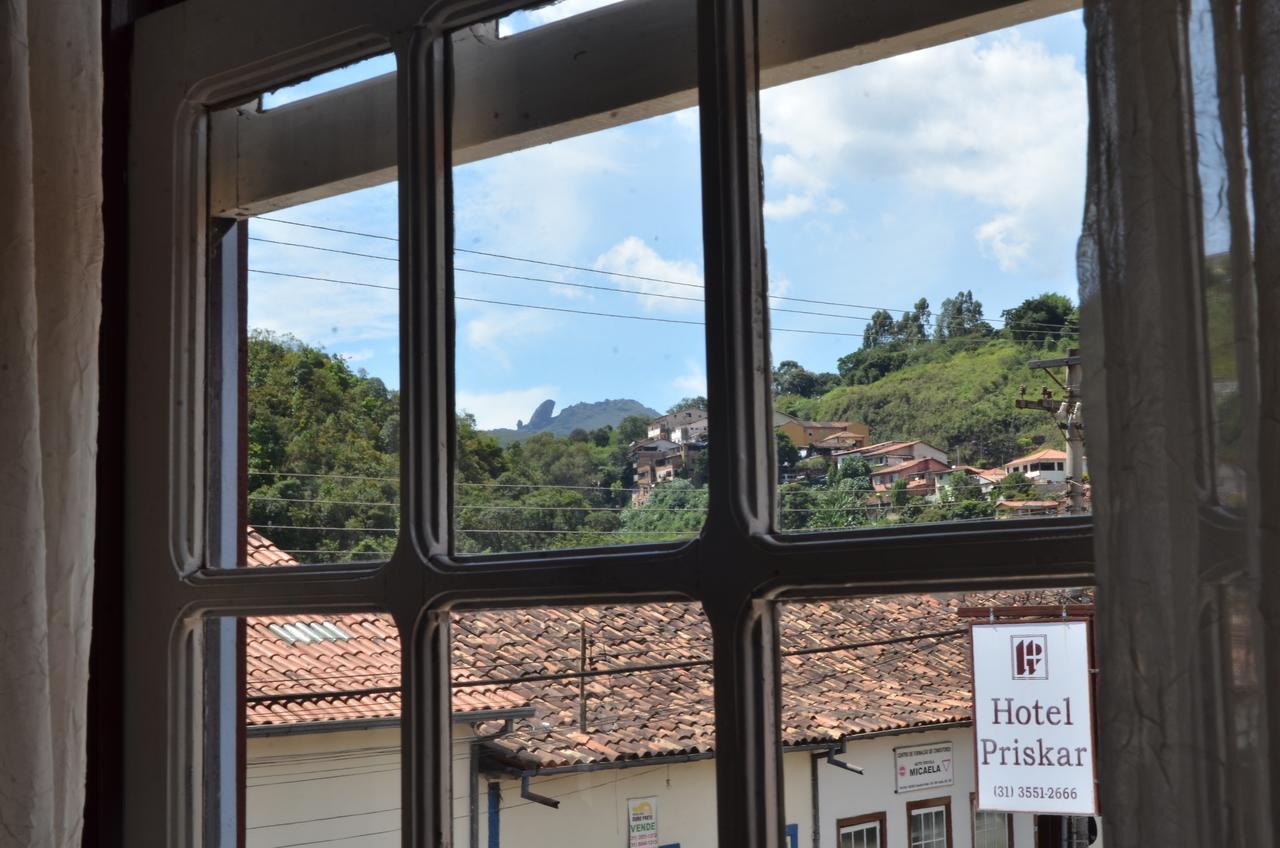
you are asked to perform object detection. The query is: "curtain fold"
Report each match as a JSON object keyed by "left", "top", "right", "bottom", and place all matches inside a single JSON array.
[
  {"left": 0, "top": 0, "right": 103, "bottom": 845},
  {"left": 1083, "top": 0, "right": 1276, "bottom": 843}
]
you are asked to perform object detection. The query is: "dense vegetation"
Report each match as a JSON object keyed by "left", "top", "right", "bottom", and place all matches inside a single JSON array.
[{"left": 245, "top": 291, "right": 1080, "bottom": 560}]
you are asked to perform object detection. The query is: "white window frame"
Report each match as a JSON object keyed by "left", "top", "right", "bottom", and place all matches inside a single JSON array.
[
  {"left": 906, "top": 797, "right": 952, "bottom": 848},
  {"left": 121, "top": 0, "right": 1096, "bottom": 846}
]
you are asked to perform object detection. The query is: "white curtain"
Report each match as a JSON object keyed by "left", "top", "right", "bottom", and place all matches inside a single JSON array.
[{"left": 0, "top": 0, "right": 102, "bottom": 845}]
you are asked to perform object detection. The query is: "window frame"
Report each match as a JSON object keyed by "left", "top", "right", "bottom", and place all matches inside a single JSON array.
[
  {"left": 122, "top": 0, "right": 1096, "bottom": 846},
  {"left": 836, "top": 811, "right": 887, "bottom": 848},
  {"left": 905, "top": 796, "right": 954, "bottom": 848},
  {"left": 970, "top": 791, "right": 1014, "bottom": 848}
]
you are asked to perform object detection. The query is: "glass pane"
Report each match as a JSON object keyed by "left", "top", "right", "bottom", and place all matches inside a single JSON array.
[
  {"left": 762, "top": 11, "right": 1090, "bottom": 532},
  {"left": 450, "top": 602, "right": 717, "bottom": 846},
  {"left": 231, "top": 545, "right": 403, "bottom": 846},
  {"left": 239, "top": 183, "right": 401, "bottom": 567},
  {"left": 1189, "top": 0, "right": 1251, "bottom": 509},
  {"left": 449, "top": 3, "right": 707, "bottom": 555},
  {"left": 779, "top": 587, "right": 1097, "bottom": 848}
]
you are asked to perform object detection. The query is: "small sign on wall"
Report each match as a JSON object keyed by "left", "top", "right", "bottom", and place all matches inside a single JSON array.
[
  {"left": 627, "top": 796, "right": 659, "bottom": 848},
  {"left": 894, "top": 741, "right": 954, "bottom": 793},
  {"left": 971, "top": 620, "right": 1097, "bottom": 815}
]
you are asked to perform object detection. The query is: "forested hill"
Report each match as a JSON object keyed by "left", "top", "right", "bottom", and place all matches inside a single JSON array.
[
  {"left": 772, "top": 290, "right": 1079, "bottom": 466},
  {"left": 778, "top": 339, "right": 1063, "bottom": 466},
  {"left": 244, "top": 291, "right": 1078, "bottom": 558}
]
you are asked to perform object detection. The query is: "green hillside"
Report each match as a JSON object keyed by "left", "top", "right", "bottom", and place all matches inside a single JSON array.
[{"left": 778, "top": 338, "right": 1068, "bottom": 466}]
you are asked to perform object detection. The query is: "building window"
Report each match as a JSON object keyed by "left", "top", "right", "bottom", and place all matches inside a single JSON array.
[
  {"left": 906, "top": 796, "right": 952, "bottom": 848},
  {"left": 972, "top": 793, "right": 1013, "bottom": 848},
  {"left": 837, "top": 812, "right": 886, "bottom": 848}
]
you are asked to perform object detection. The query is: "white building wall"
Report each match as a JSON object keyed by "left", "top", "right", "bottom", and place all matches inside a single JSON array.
[
  {"left": 246, "top": 727, "right": 402, "bottom": 848},
  {"left": 248, "top": 725, "right": 1100, "bottom": 848}
]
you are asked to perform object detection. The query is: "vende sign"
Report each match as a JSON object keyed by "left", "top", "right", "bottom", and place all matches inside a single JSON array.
[
  {"left": 971, "top": 620, "right": 1097, "bottom": 815},
  {"left": 627, "top": 796, "right": 659, "bottom": 848}
]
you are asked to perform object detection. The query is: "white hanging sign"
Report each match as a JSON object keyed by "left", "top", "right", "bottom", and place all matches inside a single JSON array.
[
  {"left": 627, "top": 796, "right": 659, "bottom": 848},
  {"left": 971, "top": 620, "right": 1097, "bottom": 815}
]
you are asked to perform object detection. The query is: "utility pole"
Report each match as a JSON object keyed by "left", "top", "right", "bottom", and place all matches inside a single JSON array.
[{"left": 1015, "top": 349, "right": 1085, "bottom": 514}]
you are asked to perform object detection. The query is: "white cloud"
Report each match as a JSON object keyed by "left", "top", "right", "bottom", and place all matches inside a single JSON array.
[
  {"left": 593, "top": 237, "right": 703, "bottom": 314},
  {"left": 457, "top": 386, "right": 559, "bottom": 431},
  {"left": 454, "top": 132, "right": 625, "bottom": 263},
  {"left": 339, "top": 348, "right": 375, "bottom": 363},
  {"left": 762, "top": 193, "right": 816, "bottom": 221},
  {"left": 672, "top": 359, "right": 707, "bottom": 397},
  {"left": 759, "top": 31, "right": 1086, "bottom": 274},
  {"left": 463, "top": 309, "right": 558, "bottom": 369}
]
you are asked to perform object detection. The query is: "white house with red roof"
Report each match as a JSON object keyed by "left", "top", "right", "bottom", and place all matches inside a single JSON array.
[
  {"left": 834, "top": 440, "right": 949, "bottom": 470},
  {"left": 1002, "top": 448, "right": 1082, "bottom": 484}
]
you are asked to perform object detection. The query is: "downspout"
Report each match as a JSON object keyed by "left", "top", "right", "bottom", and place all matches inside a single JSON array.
[
  {"left": 810, "top": 753, "right": 821, "bottom": 848},
  {"left": 487, "top": 782, "right": 501, "bottom": 848},
  {"left": 469, "top": 742, "right": 480, "bottom": 848}
]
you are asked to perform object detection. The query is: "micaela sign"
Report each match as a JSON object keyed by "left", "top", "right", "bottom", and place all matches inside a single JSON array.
[{"left": 971, "top": 620, "right": 1097, "bottom": 815}]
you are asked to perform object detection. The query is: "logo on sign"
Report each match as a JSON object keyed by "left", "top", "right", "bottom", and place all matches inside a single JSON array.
[{"left": 1011, "top": 635, "right": 1048, "bottom": 679}]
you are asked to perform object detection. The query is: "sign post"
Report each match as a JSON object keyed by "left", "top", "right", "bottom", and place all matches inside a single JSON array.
[
  {"left": 627, "top": 796, "right": 659, "bottom": 848},
  {"left": 970, "top": 620, "right": 1097, "bottom": 815}
]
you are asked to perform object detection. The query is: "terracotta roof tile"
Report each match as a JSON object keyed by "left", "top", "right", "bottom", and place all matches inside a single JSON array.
[
  {"left": 243, "top": 528, "right": 1092, "bottom": 767},
  {"left": 1003, "top": 448, "right": 1067, "bottom": 468}
]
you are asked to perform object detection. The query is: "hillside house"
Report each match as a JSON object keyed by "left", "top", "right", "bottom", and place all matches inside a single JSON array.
[
  {"left": 777, "top": 418, "right": 870, "bottom": 451},
  {"left": 994, "top": 498, "right": 1064, "bottom": 518},
  {"left": 647, "top": 408, "right": 707, "bottom": 441},
  {"left": 244, "top": 530, "right": 1100, "bottom": 848},
  {"left": 1002, "top": 448, "right": 1084, "bottom": 483},
  {"left": 835, "top": 440, "right": 949, "bottom": 469},
  {"left": 945, "top": 466, "right": 1008, "bottom": 496},
  {"left": 810, "top": 430, "right": 869, "bottom": 456},
  {"left": 869, "top": 458, "right": 954, "bottom": 498},
  {"left": 630, "top": 439, "right": 704, "bottom": 504},
  {"left": 672, "top": 417, "right": 709, "bottom": 444}
]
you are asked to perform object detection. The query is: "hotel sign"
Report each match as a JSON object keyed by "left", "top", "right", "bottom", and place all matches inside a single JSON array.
[
  {"left": 894, "top": 741, "right": 954, "bottom": 793},
  {"left": 971, "top": 620, "right": 1097, "bottom": 815}
]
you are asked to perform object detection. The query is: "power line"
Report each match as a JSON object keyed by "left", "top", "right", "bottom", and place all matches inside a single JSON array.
[{"left": 252, "top": 217, "right": 1081, "bottom": 332}]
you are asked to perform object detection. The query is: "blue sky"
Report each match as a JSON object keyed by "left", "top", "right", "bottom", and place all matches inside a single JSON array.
[{"left": 248, "top": 5, "right": 1086, "bottom": 430}]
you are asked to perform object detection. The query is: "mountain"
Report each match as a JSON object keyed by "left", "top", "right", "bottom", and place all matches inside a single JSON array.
[{"left": 487, "top": 398, "right": 661, "bottom": 445}]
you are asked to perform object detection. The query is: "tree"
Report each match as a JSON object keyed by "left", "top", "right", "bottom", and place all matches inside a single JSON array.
[
  {"left": 935, "top": 290, "right": 993, "bottom": 340},
  {"left": 833, "top": 455, "right": 873, "bottom": 496},
  {"left": 894, "top": 298, "right": 931, "bottom": 344},
  {"left": 862, "top": 309, "right": 896, "bottom": 349},
  {"left": 775, "top": 431, "right": 801, "bottom": 467},
  {"left": 1000, "top": 293, "right": 1078, "bottom": 344},
  {"left": 618, "top": 415, "right": 650, "bottom": 443},
  {"left": 667, "top": 397, "right": 707, "bottom": 414},
  {"left": 796, "top": 455, "right": 829, "bottom": 479},
  {"left": 993, "top": 471, "right": 1036, "bottom": 500},
  {"left": 772, "top": 360, "right": 818, "bottom": 397},
  {"left": 777, "top": 482, "right": 819, "bottom": 531}
]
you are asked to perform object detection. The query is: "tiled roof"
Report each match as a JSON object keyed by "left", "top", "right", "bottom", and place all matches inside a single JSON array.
[
  {"left": 995, "top": 498, "right": 1062, "bottom": 510},
  {"left": 813, "top": 432, "right": 864, "bottom": 447},
  {"left": 870, "top": 457, "right": 952, "bottom": 478},
  {"left": 1003, "top": 448, "right": 1067, "bottom": 468},
  {"left": 243, "top": 528, "right": 1091, "bottom": 768},
  {"left": 952, "top": 465, "right": 1007, "bottom": 483}
]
